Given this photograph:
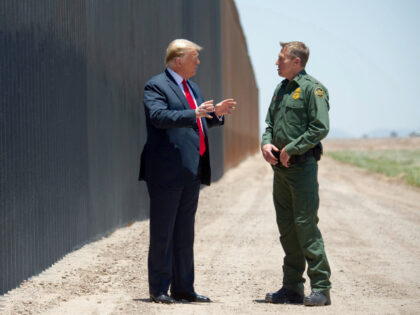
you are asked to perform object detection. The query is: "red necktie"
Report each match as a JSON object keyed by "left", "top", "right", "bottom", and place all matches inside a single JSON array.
[{"left": 182, "top": 80, "right": 206, "bottom": 156}]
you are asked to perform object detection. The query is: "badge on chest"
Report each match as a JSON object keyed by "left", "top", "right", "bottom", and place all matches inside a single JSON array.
[{"left": 292, "top": 87, "right": 301, "bottom": 100}]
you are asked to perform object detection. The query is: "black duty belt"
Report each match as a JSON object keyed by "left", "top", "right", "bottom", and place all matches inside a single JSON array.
[
  {"left": 289, "top": 149, "right": 315, "bottom": 165},
  {"left": 272, "top": 146, "right": 321, "bottom": 167}
]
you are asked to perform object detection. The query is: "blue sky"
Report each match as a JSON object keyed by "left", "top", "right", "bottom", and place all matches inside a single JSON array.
[{"left": 234, "top": 0, "right": 420, "bottom": 138}]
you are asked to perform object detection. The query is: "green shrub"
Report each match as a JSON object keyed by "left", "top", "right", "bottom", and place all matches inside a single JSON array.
[{"left": 326, "top": 150, "right": 420, "bottom": 187}]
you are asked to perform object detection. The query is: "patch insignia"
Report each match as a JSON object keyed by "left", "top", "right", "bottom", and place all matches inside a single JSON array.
[
  {"left": 314, "top": 87, "right": 324, "bottom": 98},
  {"left": 292, "top": 87, "right": 301, "bottom": 99}
]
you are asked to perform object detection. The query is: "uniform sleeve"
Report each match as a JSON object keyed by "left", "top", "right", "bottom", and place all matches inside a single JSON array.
[
  {"left": 261, "top": 109, "right": 273, "bottom": 147},
  {"left": 144, "top": 81, "right": 197, "bottom": 129},
  {"left": 261, "top": 87, "right": 280, "bottom": 147},
  {"left": 285, "top": 85, "right": 330, "bottom": 155}
]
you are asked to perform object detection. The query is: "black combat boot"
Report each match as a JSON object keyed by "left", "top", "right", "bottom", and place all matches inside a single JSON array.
[
  {"left": 303, "top": 291, "right": 331, "bottom": 306},
  {"left": 265, "top": 287, "right": 304, "bottom": 304}
]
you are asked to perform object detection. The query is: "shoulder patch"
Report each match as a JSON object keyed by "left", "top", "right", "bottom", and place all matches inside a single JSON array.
[{"left": 314, "top": 87, "right": 324, "bottom": 98}]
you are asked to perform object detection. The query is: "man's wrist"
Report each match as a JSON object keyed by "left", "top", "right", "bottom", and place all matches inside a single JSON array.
[
  {"left": 261, "top": 141, "right": 271, "bottom": 148},
  {"left": 284, "top": 143, "right": 295, "bottom": 156}
]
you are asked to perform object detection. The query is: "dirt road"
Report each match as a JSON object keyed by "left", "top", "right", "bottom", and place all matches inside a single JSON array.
[{"left": 2, "top": 141, "right": 420, "bottom": 314}]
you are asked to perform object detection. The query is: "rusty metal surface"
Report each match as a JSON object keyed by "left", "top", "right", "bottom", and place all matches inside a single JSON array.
[{"left": 221, "top": 0, "right": 260, "bottom": 170}]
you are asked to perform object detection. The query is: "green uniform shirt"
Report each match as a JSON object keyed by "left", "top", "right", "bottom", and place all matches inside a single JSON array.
[{"left": 261, "top": 70, "right": 330, "bottom": 156}]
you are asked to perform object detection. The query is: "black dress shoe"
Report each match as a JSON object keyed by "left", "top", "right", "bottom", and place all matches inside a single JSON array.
[
  {"left": 150, "top": 293, "right": 177, "bottom": 304},
  {"left": 171, "top": 292, "right": 211, "bottom": 302},
  {"left": 265, "top": 287, "right": 304, "bottom": 304},
  {"left": 303, "top": 291, "right": 331, "bottom": 306}
]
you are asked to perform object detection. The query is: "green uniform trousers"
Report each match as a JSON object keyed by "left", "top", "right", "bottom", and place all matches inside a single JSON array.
[{"left": 273, "top": 157, "right": 331, "bottom": 295}]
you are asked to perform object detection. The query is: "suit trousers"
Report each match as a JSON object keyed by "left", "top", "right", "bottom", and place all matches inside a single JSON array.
[
  {"left": 272, "top": 157, "right": 331, "bottom": 295},
  {"left": 147, "top": 174, "right": 201, "bottom": 296}
]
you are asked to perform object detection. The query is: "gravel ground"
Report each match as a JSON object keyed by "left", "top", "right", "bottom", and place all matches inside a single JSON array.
[{"left": 2, "top": 138, "right": 420, "bottom": 314}]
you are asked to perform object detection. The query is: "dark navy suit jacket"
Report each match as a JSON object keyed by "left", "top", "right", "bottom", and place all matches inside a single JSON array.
[{"left": 139, "top": 69, "right": 223, "bottom": 186}]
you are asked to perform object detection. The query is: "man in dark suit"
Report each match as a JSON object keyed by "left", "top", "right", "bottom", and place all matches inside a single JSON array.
[{"left": 139, "top": 39, "right": 236, "bottom": 304}]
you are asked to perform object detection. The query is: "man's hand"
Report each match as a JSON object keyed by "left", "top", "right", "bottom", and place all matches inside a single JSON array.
[
  {"left": 280, "top": 147, "right": 291, "bottom": 168},
  {"left": 261, "top": 144, "right": 279, "bottom": 165},
  {"left": 214, "top": 98, "right": 237, "bottom": 116},
  {"left": 196, "top": 100, "right": 214, "bottom": 118}
]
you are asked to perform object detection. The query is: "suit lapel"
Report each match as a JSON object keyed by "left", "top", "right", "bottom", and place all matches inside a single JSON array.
[
  {"left": 164, "top": 70, "right": 208, "bottom": 136},
  {"left": 187, "top": 80, "right": 209, "bottom": 137},
  {"left": 201, "top": 117, "right": 209, "bottom": 138},
  {"left": 188, "top": 80, "right": 211, "bottom": 137},
  {"left": 165, "top": 69, "right": 191, "bottom": 110}
]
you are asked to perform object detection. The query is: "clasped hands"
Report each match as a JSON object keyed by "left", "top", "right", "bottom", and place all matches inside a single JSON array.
[
  {"left": 261, "top": 144, "right": 291, "bottom": 168},
  {"left": 195, "top": 99, "right": 237, "bottom": 118}
]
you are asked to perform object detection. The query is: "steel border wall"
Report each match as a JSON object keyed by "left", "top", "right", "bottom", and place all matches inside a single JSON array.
[{"left": 0, "top": 0, "right": 258, "bottom": 295}]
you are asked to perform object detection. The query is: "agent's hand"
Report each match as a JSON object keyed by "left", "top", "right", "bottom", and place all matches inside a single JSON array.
[
  {"left": 261, "top": 144, "right": 279, "bottom": 165},
  {"left": 280, "top": 147, "right": 291, "bottom": 168},
  {"left": 215, "top": 98, "right": 237, "bottom": 116},
  {"left": 196, "top": 100, "right": 214, "bottom": 119}
]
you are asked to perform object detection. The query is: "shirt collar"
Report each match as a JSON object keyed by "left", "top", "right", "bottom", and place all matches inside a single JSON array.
[
  {"left": 167, "top": 67, "right": 184, "bottom": 85},
  {"left": 293, "top": 69, "right": 307, "bottom": 84},
  {"left": 281, "top": 69, "right": 307, "bottom": 87}
]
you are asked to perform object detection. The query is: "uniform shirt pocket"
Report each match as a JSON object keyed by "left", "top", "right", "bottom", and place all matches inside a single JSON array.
[{"left": 285, "top": 99, "right": 306, "bottom": 126}]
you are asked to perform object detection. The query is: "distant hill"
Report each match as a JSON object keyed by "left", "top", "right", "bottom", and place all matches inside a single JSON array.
[
  {"left": 365, "top": 129, "right": 417, "bottom": 138},
  {"left": 327, "top": 129, "right": 355, "bottom": 139},
  {"left": 326, "top": 128, "right": 420, "bottom": 139}
]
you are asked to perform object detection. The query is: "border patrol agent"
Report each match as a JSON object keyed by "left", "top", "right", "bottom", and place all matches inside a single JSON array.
[{"left": 261, "top": 41, "right": 332, "bottom": 306}]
